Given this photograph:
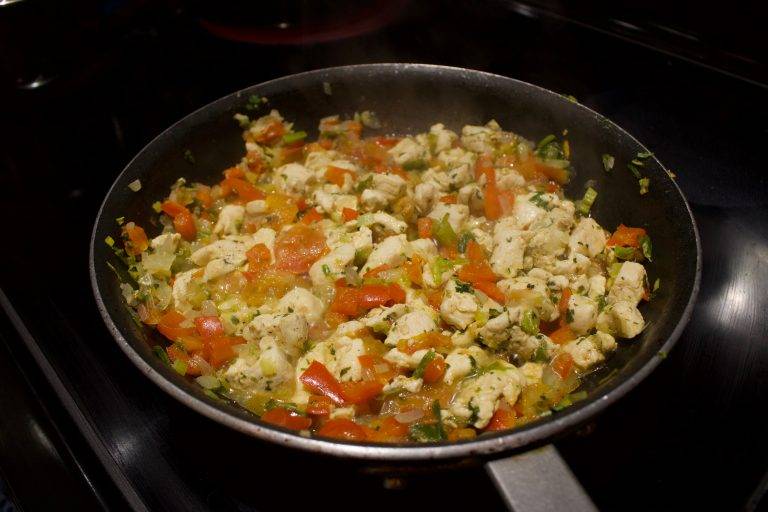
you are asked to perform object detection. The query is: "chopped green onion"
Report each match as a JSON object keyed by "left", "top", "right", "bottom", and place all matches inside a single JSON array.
[
  {"left": 127, "top": 179, "right": 142, "bottom": 192},
  {"left": 640, "top": 235, "right": 653, "bottom": 261},
  {"left": 627, "top": 163, "right": 641, "bottom": 178},
  {"left": 152, "top": 346, "right": 171, "bottom": 367},
  {"left": 609, "top": 262, "right": 623, "bottom": 279},
  {"left": 413, "top": 350, "right": 436, "bottom": 379},
  {"left": 172, "top": 358, "right": 187, "bottom": 375},
  {"left": 116, "top": 216, "right": 125, "bottom": 225},
  {"left": 455, "top": 280, "right": 473, "bottom": 294},
  {"left": 597, "top": 295, "right": 607, "bottom": 312},
  {"left": 432, "top": 214, "right": 457, "bottom": 248},
  {"left": 105, "top": 235, "right": 115, "bottom": 247},
  {"left": 639, "top": 177, "right": 650, "bottom": 195},
  {"left": 636, "top": 150, "right": 653, "bottom": 159},
  {"left": 521, "top": 310, "right": 540, "bottom": 335},
  {"left": 657, "top": 350, "right": 667, "bottom": 360},
  {"left": 355, "top": 175, "right": 373, "bottom": 193},
  {"left": 614, "top": 246, "right": 636, "bottom": 260},
  {"left": 282, "top": 131, "right": 307, "bottom": 144},
  {"left": 536, "top": 134, "right": 556, "bottom": 150},
  {"left": 233, "top": 113, "right": 250, "bottom": 128},
  {"left": 402, "top": 159, "right": 427, "bottom": 171},
  {"left": 532, "top": 340, "right": 549, "bottom": 363},
  {"left": 152, "top": 201, "right": 163, "bottom": 213},
  {"left": 321, "top": 264, "right": 332, "bottom": 276},
  {"left": 651, "top": 278, "right": 661, "bottom": 299},
  {"left": 431, "top": 257, "right": 455, "bottom": 285},
  {"left": 245, "top": 95, "right": 267, "bottom": 110},
  {"left": 577, "top": 187, "right": 598, "bottom": 215},
  {"left": 457, "top": 231, "right": 475, "bottom": 253},
  {"left": 630, "top": 159, "right": 645, "bottom": 167},
  {"left": 529, "top": 192, "right": 552, "bottom": 210},
  {"left": 602, "top": 154, "right": 615, "bottom": 172}
]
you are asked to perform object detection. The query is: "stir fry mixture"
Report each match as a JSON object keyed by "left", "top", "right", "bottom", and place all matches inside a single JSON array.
[{"left": 114, "top": 107, "right": 654, "bottom": 443}]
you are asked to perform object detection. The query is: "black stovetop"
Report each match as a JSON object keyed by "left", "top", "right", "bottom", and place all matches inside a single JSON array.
[{"left": 0, "top": 2, "right": 766, "bottom": 511}]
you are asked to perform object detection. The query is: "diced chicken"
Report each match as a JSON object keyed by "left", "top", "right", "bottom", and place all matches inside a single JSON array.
[
  {"left": 278, "top": 313, "right": 309, "bottom": 357},
  {"left": 491, "top": 220, "right": 526, "bottom": 277},
  {"left": 450, "top": 365, "right": 526, "bottom": 428},
  {"left": 597, "top": 301, "right": 645, "bottom": 338},
  {"left": 414, "top": 182, "right": 439, "bottom": 214},
  {"left": 359, "top": 212, "right": 408, "bottom": 234},
  {"left": 428, "top": 203, "right": 469, "bottom": 233},
  {"left": 440, "top": 282, "right": 479, "bottom": 330},
  {"left": 274, "top": 163, "right": 314, "bottom": 194},
  {"left": 245, "top": 199, "right": 267, "bottom": 215},
  {"left": 309, "top": 243, "right": 355, "bottom": 285},
  {"left": 372, "top": 174, "right": 406, "bottom": 200},
  {"left": 566, "top": 294, "right": 598, "bottom": 335},
  {"left": 214, "top": 204, "right": 245, "bottom": 235},
  {"left": 460, "top": 124, "right": 498, "bottom": 154},
  {"left": 360, "top": 189, "right": 389, "bottom": 211},
  {"left": 388, "top": 137, "right": 428, "bottom": 165},
  {"left": 608, "top": 262, "right": 647, "bottom": 306},
  {"left": 444, "top": 346, "right": 490, "bottom": 384},
  {"left": 496, "top": 275, "right": 556, "bottom": 321},
  {"left": 569, "top": 218, "right": 607, "bottom": 258},
  {"left": 276, "top": 287, "right": 325, "bottom": 325},
  {"left": 361, "top": 234, "right": 408, "bottom": 273},
  {"left": 384, "top": 310, "right": 437, "bottom": 346},
  {"left": 519, "top": 362, "right": 545, "bottom": 385},
  {"left": 408, "top": 238, "right": 439, "bottom": 259},
  {"left": 429, "top": 123, "right": 458, "bottom": 154},
  {"left": 457, "top": 184, "right": 485, "bottom": 216},
  {"left": 171, "top": 269, "right": 197, "bottom": 312},
  {"left": 383, "top": 375, "right": 423, "bottom": 394},
  {"left": 150, "top": 233, "right": 181, "bottom": 253},
  {"left": 512, "top": 192, "right": 556, "bottom": 229},
  {"left": 561, "top": 331, "right": 617, "bottom": 369},
  {"left": 361, "top": 304, "right": 408, "bottom": 331},
  {"left": 588, "top": 275, "right": 606, "bottom": 301},
  {"left": 224, "top": 336, "right": 294, "bottom": 394}
]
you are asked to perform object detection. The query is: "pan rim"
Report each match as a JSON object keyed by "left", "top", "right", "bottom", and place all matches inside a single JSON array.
[{"left": 89, "top": 62, "right": 702, "bottom": 460}]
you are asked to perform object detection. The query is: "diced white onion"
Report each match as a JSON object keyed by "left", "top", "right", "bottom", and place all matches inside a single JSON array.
[
  {"left": 128, "top": 179, "right": 142, "bottom": 192},
  {"left": 201, "top": 300, "right": 218, "bottom": 317},
  {"left": 542, "top": 366, "right": 561, "bottom": 388},
  {"left": 191, "top": 354, "right": 213, "bottom": 376},
  {"left": 195, "top": 375, "right": 220, "bottom": 389},
  {"left": 395, "top": 408, "right": 424, "bottom": 424}
]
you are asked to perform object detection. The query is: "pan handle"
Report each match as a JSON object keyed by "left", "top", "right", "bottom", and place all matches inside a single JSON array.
[{"left": 485, "top": 444, "right": 598, "bottom": 512}]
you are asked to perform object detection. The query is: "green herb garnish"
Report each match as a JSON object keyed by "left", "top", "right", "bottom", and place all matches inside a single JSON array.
[
  {"left": 627, "top": 162, "right": 641, "bottom": 178},
  {"left": 529, "top": 192, "right": 552, "bottom": 211},
  {"left": 640, "top": 235, "right": 653, "bottom": 261},
  {"left": 455, "top": 280, "right": 473, "bottom": 294},
  {"left": 322, "top": 264, "right": 332, "bottom": 276},
  {"left": 614, "top": 246, "right": 636, "bottom": 260},
  {"left": 432, "top": 214, "right": 457, "bottom": 248},
  {"left": 576, "top": 187, "right": 598, "bottom": 215},
  {"left": 152, "top": 346, "right": 171, "bottom": 367},
  {"left": 521, "top": 310, "right": 540, "bottom": 335},
  {"left": 245, "top": 94, "right": 267, "bottom": 111},
  {"left": 457, "top": 231, "right": 475, "bottom": 253},
  {"left": 282, "top": 131, "right": 307, "bottom": 144},
  {"left": 412, "top": 350, "right": 436, "bottom": 379}
]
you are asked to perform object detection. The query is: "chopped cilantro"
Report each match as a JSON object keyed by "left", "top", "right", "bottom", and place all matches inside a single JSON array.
[
  {"left": 355, "top": 175, "right": 373, "bottom": 193},
  {"left": 455, "top": 280, "right": 473, "bottom": 294},
  {"left": 529, "top": 192, "right": 552, "bottom": 210},
  {"left": 640, "top": 235, "right": 653, "bottom": 261},
  {"left": 245, "top": 94, "right": 267, "bottom": 111},
  {"left": 412, "top": 350, "right": 436, "bottom": 379},
  {"left": 565, "top": 308, "right": 574, "bottom": 324},
  {"left": 627, "top": 162, "right": 641, "bottom": 178},
  {"left": 172, "top": 358, "right": 187, "bottom": 376}
]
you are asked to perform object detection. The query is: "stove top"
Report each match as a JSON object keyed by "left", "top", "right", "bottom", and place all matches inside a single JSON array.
[{"left": 0, "top": 1, "right": 766, "bottom": 511}]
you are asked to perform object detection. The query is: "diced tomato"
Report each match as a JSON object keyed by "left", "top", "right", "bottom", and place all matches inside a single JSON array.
[
  {"left": 194, "top": 316, "right": 224, "bottom": 338},
  {"left": 223, "top": 166, "right": 245, "bottom": 180},
  {"left": 545, "top": 180, "right": 560, "bottom": 193},
  {"left": 439, "top": 244, "right": 459, "bottom": 260},
  {"left": 426, "top": 288, "right": 444, "bottom": 311},
  {"left": 330, "top": 283, "right": 406, "bottom": 317},
  {"left": 156, "top": 310, "right": 195, "bottom": 342},
  {"left": 403, "top": 255, "right": 424, "bottom": 287},
  {"left": 440, "top": 194, "right": 457, "bottom": 204},
  {"left": 245, "top": 243, "right": 272, "bottom": 271},
  {"left": 300, "top": 361, "right": 346, "bottom": 405},
  {"left": 397, "top": 331, "right": 451, "bottom": 355},
  {"left": 368, "top": 416, "right": 409, "bottom": 442},
  {"left": 448, "top": 428, "right": 477, "bottom": 441},
  {"left": 329, "top": 286, "right": 361, "bottom": 316},
  {"left": 160, "top": 200, "right": 188, "bottom": 218},
  {"left": 518, "top": 157, "right": 569, "bottom": 184},
  {"left": 341, "top": 380, "right": 384, "bottom": 405},
  {"left": 300, "top": 208, "right": 323, "bottom": 225},
  {"left": 123, "top": 224, "right": 149, "bottom": 256},
  {"left": 358, "top": 355, "right": 396, "bottom": 385},
  {"left": 342, "top": 207, "right": 359, "bottom": 222},
  {"left": 261, "top": 407, "right": 312, "bottom": 431},
  {"left": 203, "top": 335, "right": 244, "bottom": 368},
  {"left": 220, "top": 178, "right": 265, "bottom": 203},
  {"left": 558, "top": 288, "right": 572, "bottom": 316},
  {"left": 457, "top": 261, "right": 498, "bottom": 284},
  {"left": 345, "top": 121, "right": 363, "bottom": 139},
  {"left": 176, "top": 334, "right": 204, "bottom": 352},
  {"left": 253, "top": 120, "right": 285, "bottom": 144},
  {"left": 306, "top": 395, "right": 334, "bottom": 416},
  {"left": 606, "top": 224, "right": 647, "bottom": 248},
  {"left": 265, "top": 193, "right": 299, "bottom": 228},
  {"left": 316, "top": 418, "right": 368, "bottom": 441},
  {"left": 465, "top": 240, "right": 486, "bottom": 262},
  {"left": 474, "top": 281, "right": 506, "bottom": 303},
  {"left": 371, "top": 136, "right": 400, "bottom": 148},
  {"left": 245, "top": 151, "right": 264, "bottom": 173},
  {"left": 422, "top": 356, "right": 446, "bottom": 384},
  {"left": 296, "top": 197, "right": 308, "bottom": 212},
  {"left": 485, "top": 408, "right": 516, "bottom": 432},
  {"left": 173, "top": 210, "right": 197, "bottom": 241},
  {"left": 550, "top": 352, "right": 575, "bottom": 379},
  {"left": 195, "top": 186, "right": 213, "bottom": 209},
  {"left": 165, "top": 346, "right": 203, "bottom": 376},
  {"left": 549, "top": 324, "right": 576, "bottom": 345},
  {"left": 325, "top": 165, "right": 355, "bottom": 187},
  {"left": 475, "top": 154, "right": 494, "bottom": 180},
  {"left": 274, "top": 224, "right": 328, "bottom": 274},
  {"left": 417, "top": 217, "right": 433, "bottom": 239},
  {"left": 363, "top": 264, "right": 392, "bottom": 278}
]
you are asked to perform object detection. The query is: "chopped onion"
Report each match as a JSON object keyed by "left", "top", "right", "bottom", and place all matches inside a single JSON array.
[
  {"left": 542, "top": 365, "right": 562, "bottom": 388},
  {"left": 344, "top": 265, "right": 361, "bottom": 287},
  {"left": 201, "top": 300, "right": 218, "bottom": 317},
  {"left": 395, "top": 408, "right": 424, "bottom": 424},
  {"left": 191, "top": 354, "right": 213, "bottom": 376},
  {"left": 195, "top": 375, "right": 220, "bottom": 389},
  {"left": 374, "top": 363, "right": 390, "bottom": 374},
  {"left": 128, "top": 179, "right": 142, "bottom": 192}
]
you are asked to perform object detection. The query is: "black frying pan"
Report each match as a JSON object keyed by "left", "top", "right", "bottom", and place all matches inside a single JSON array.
[{"left": 90, "top": 64, "right": 700, "bottom": 511}]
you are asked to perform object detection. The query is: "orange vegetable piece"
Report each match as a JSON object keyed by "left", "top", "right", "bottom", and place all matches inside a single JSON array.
[
  {"left": 325, "top": 165, "right": 355, "bottom": 187},
  {"left": 123, "top": 224, "right": 149, "bottom": 256},
  {"left": 261, "top": 407, "right": 312, "bottom": 431},
  {"left": 253, "top": 120, "right": 285, "bottom": 144},
  {"left": 549, "top": 325, "right": 576, "bottom": 345},
  {"left": 300, "top": 208, "right": 324, "bottom": 225},
  {"left": 306, "top": 395, "right": 334, "bottom": 416},
  {"left": 245, "top": 243, "right": 272, "bottom": 272},
  {"left": 342, "top": 207, "right": 359, "bottom": 222},
  {"left": 448, "top": 428, "right": 477, "bottom": 441},
  {"left": 474, "top": 281, "right": 506, "bottom": 304},
  {"left": 485, "top": 408, "right": 517, "bottom": 432},
  {"left": 160, "top": 200, "right": 188, "bottom": 218},
  {"left": 440, "top": 194, "right": 457, "bottom": 204},
  {"left": 558, "top": 288, "right": 572, "bottom": 317},
  {"left": 426, "top": 288, "right": 443, "bottom": 311},
  {"left": 173, "top": 210, "right": 197, "bottom": 241},
  {"left": 363, "top": 264, "right": 392, "bottom": 278},
  {"left": 403, "top": 255, "right": 425, "bottom": 287},
  {"left": 341, "top": 380, "right": 384, "bottom": 405},
  {"left": 358, "top": 355, "right": 397, "bottom": 385},
  {"left": 422, "top": 356, "right": 446, "bottom": 384},
  {"left": 156, "top": 310, "right": 195, "bottom": 342},
  {"left": 465, "top": 240, "right": 486, "bottom": 262},
  {"left": 475, "top": 154, "right": 494, "bottom": 180},
  {"left": 274, "top": 224, "right": 328, "bottom": 274},
  {"left": 368, "top": 416, "right": 409, "bottom": 442},
  {"left": 316, "top": 418, "right": 368, "bottom": 441},
  {"left": 203, "top": 335, "right": 244, "bottom": 368},
  {"left": 300, "top": 361, "right": 346, "bottom": 405},
  {"left": 193, "top": 316, "right": 224, "bottom": 338},
  {"left": 484, "top": 166, "right": 503, "bottom": 221},
  {"left": 195, "top": 186, "right": 213, "bottom": 209},
  {"left": 606, "top": 224, "right": 647, "bottom": 248},
  {"left": 221, "top": 178, "right": 265, "bottom": 203},
  {"left": 550, "top": 353, "right": 575, "bottom": 379},
  {"left": 265, "top": 193, "right": 299, "bottom": 228},
  {"left": 457, "top": 261, "right": 498, "bottom": 284},
  {"left": 165, "top": 346, "right": 203, "bottom": 376},
  {"left": 397, "top": 331, "right": 451, "bottom": 355},
  {"left": 417, "top": 217, "right": 433, "bottom": 239},
  {"left": 223, "top": 166, "right": 245, "bottom": 179}
]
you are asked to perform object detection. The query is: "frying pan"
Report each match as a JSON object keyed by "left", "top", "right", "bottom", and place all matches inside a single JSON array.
[{"left": 90, "top": 63, "right": 700, "bottom": 511}]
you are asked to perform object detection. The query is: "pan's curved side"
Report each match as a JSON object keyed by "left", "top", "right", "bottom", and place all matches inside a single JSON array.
[{"left": 90, "top": 63, "right": 701, "bottom": 461}]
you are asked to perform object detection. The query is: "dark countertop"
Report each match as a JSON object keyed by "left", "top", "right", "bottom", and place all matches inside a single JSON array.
[{"left": 0, "top": 1, "right": 766, "bottom": 510}]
